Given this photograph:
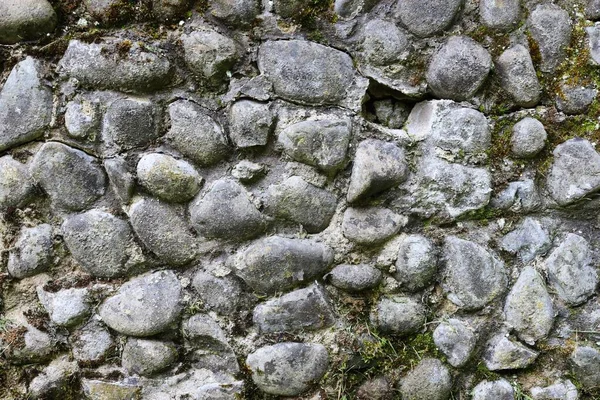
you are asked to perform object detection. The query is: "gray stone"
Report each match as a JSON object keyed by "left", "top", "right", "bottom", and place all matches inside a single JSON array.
[
  {"left": 143, "top": 369, "right": 243, "bottom": 399},
  {"left": 253, "top": 284, "right": 336, "bottom": 333},
  {"left": 62, "top": 210, "right": 146, "bottom": 278},
  {"left": 82, "top": 379, "right": 142, "bottom": 400},
  {"left": 396, "top": 0, "right": 462, "bottom": 37},
  {"left": 546, "top": 138, "right": 600, "bottom": 206},
  {"left": 587, "top": 23, "right": 600, "bottom": 64},
  {"left": 361, "top": 19, "right": 410, "bottom": 66},
  {"left": 190, "top": 179, "right": 267, "bottom": 240},
  {"left": 166, "top": 100, "right": 229, "bottom": 166},
  {"left": 511, "top": 117, "right": 547, "bottom": 158},
  {"left": 7, "top": 224, "right": 53, "bottom": 279},
  {"left": 545, "top": 233, "right": 597, "bottom": 306},
  {"left": 394, "top": 234, "right": 438, "bottom": 292},
  {"left": 264, "top": 176, "right": 336, "bottom": 233},
  {"left": 587, "top": 0, "right": 600, "bottom": 20},
  {"left": 210, "top": 0, "right": 260, "bottom": 26},
  {"left": 355, "top": 376, "right": 392, "bottom": 400},
  {"left": 104, "top": 157, "right": 135, "bottom": 203},
  {"left": 0, "top": 0, "right": 56, "bottom": 44},
  {"left": 347, "top": 139, "right": 408, "bottom": 203},
  {"left": 152, "top": 0, "right": 189, "bottom": 21},
  {"left": 327, "top": 264, "right": 382, "bottom": 292},
  {"left": 342, "top": 207, "right": 406, "bottom": 246},
  {"left": 84, "top": 0, "right": 130, "bottom": 23},
  {"left": 484, "top": 333, "right": 538, "bottom": 370},
  {"left": 370, "top": 296, "right": 426, "bottom": 335},
  {"left": 0, "top": 156, "right": 36, "bottom": 211},
  {"left": 28, "top": 355, "right": 78, "bottom": 399},
  {"left": 530, "top": 380, "right": 579, "bottom": 400},
  {"left": 504, "top": 266, "right": 554, "bottom": 345},
  {"left": 129, "top": 198, "right": 198, "bottom": 266},
  {"left": 137, "top": 153, "right": 202, "bottom": 203},
  {"left": 70, "top": 320, "right": 114, "bottom": 363},
  {"left": 31, "top": 142, "right": 106, "bottom": 211},
  {"left": 278, "top": 119, "right": 352, "bottom": 173},
  {"left": 273, "top": 0, "right": 304, "bottom": 18},
  {"left": 231, "top": 160, "right": 266, "bottom": 182},
  {"left": 122, "top": 338, "right": 178, "bottom": 376},
  {"left": 233, "top": 236, "right": 334, "bottom": 294},
  {"left": 192, "top": 270, "right": 243, "bottom": 314},
  {"left": 373, "top": 99, "right": 411, "bottom": 129},
  {"left": 571, "top": 345, "right": 600, "bottom": 390},
  {"left": 102, "top": 98, "right": 160, "bottom": 154},
  {"left": 65, "top": 95, "right": 101, "bottom": 140},
  {"left": 59, "top": 39, "right": 172, "bottom": 92},
  {"left": 99, "top": 270, "right": 182, "bottom": 336},
  {"left": 527, "top": 4, "right": 572, "bottom": 73},
  {"left": 429, "top": 106, "right": 491, "bottom": 156},
  {"left": 479, "top": 0, "right": 520, "bottom": 31},
  {"left": 472, "top": 379, "right": 514, "bottom": 400},
  {"left": 491, "top": 179, "right": 542, "bottom": 212},
  {"left": 496, "top": 45, "right": 542, "bottom": 108},
  {"left": 229, "top": 100, "right": 273, "bottom": 148},
  {"left": 181, "top": 29, "right": 239, "bottom": 85},
  {"left": 427, "top": 36, "right": 492, "bottom": 101},
  {"left": 9, "top": 326, "right": 56, "bottom": 364},
  {"left": 433, "top": 319, "right": 476, "bottom": 367},
  {"left": 556, "top": 84, "right": 598, "bottom": 115},
  {"left": 399, "top": 358, "right": 452, "bottom": 400},
  {"left": 246, "top": 342, "right": 329, "bottom": 396},
  {"left": 443, "top": 236, "right": 507, "bottom": 310},
  {"left": 0, "top": 58, "right": 52, "bottom": 152},
  {"left": 37, "top": 286, "right": 90, "bottom": 327},
  {"left": 500, "top": 217, "right": 551, "bottom": 263},
  {"left": 334, "top": 0, "right": 377, "bottom": 18}
]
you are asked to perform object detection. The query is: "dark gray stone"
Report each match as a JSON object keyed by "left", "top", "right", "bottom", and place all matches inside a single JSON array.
[
  {"left": 527, "top": 4, "right": 572, "bottom": 73},
  {"left": 192, "top": 270, "right": 243, "bottom": 314},
  {"left": 571, "top": 345, "right": 600, "bottom": 390},
  {"left": 394, "top": 234, "right": 438, "bottom": 292},
  {"left": 0, "top": 156, "right": 36, "bottom": 211},
  {"left": 0, "top": 0, "right": 56, "bottom": 44},
  {"left": 181, "top": 29, "right": 239, "bottom": 85},
  {"left": 556, "top": 84, "right": 598, "bottom": 115},
  {"left": 373, "top": 99, "right": 411, "bottom": 129},
  {"left": 70, "top": 320, "right": 114, "bottom": 363},
  {"left": 484, "top": 333, "right": 538, "bottom": 370},
  {"left": 37, "top": 286, "right": 90, "bottom": 327},
  {"left": 229, "top": 100, "right": 274, "bottom": 148},
  {"left": 152, "top": 0, "right": 189, "bottom": 21},
  {"left": 472, "top": 379, "right": 515, "bottom": 400},
  {"left": 396, "top": 0, "right": 462, "bottom": 37},
  {"left": 499, "top": 217, "right": 551, "bottom": 263},
  {"left": 342, "top": 207, "right": 406, "bottom": 245},
  {"left": 355, "top": 376, "right": 393, "bottom": 400},
  {"left": 479, "top": 0, "right": 520, "bottom": 31},
  {"left": 102, "top": 98, "right": 160, "bottom": 154},
  {"left": 433, "top": 319, "right": 476, "bottom": 367},
  {"left": 496, "top": 45, "right": 542, "bottom": 108},
  {"left": 370, "top": 296, "right": 426, "bottom": 335},
  {"left": 511, "top": 117, "right": 547, "bottom": 158},
  {"left": 399, "top": 358, "right": 452, "bottom": 400},
  {"left": 122, "top": 338, "right": 178, "bottom": 376},
  {"left": 137, "top": 153, "right": 202, "bottom": 203},
  {"left": 530, "top": 380, "right": 579, "bottom": 400},
  {"left": 587, "top": 0, "right": 600, "bottom": 20},
  {"left": 327, "top": 264, "right": 382, "bottom": 292},
  {"left": 7, "top": 224, "right": 53, "bottom": 278},
  {"left": 210, "top": 0, "right": 260, "bottom": 25}
]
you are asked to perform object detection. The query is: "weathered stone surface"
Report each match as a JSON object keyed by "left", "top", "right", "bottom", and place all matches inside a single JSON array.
[
  {"left": 102, "top": 98, "right": 160, "bottom": 154},
  {"left": 99, "top": 270, "right": 182, "bottom": 336},
  {"left": 556, "top": 84, "right": 598, "bottom": 115},
  {"left": 427, "top": 36, "right": 492, "bottom": 101},
  {"left": 496, "top": 45, "right": 542, "bottom": 108},
  {"left": 545, "top": 233, "right": 597, "bottom": 306},
  {"left": 210, "top": 0, "right": 260, "bottom": 25},
  {"left": 166, "top": 100, "right": 229, "bottom": 166},
  {"left": 233, "top": 236, "right": 334, "bottom": 294},
  {"left": 70, "top": 320, "right": 114, "bottom": 363},
  {"left": 0, "top": 156, "right": 36, "bottom": 211},
  {"left": 571, "top": 345, "right": 600, "bottom": 390},
  {"left": 472, "top": 379, "right": 514, "bottom": 400},
  {"left": 484, "top": 333, "right": 538, "bottom": 370},
  {"left": 104, "top": 157, "right": 135, "bottom": 203},
  {"left": 129, "top": 198, "right": 198, "bottom": 266},
  {"left": 231, "top": 160, "right": 266, "bottom": 182},
  {"left": 479, "top": 0, "right": 520, "bottom": 31},
  {"left": 192, "top": 270, "right": 243, "bottom": 314},
  {"left": 355, "top": 376, "right": 393, "bottom": 400},
  {"left": 82, "top": 379, "right": 142, "bottom": 400},
  {"left": 433, "top": 319, "right": 477, "bottom": 367},
  {"left": 511, "top": 117, "right": 547, "bottom": 158},
  {"left": 143, "top": 369, "right": 243, "bottom": 399},
  {"left": 428, "top": 107, "right": 491, "bottom": 156},
  {"left": 342, "top": 207, "right": 406, "bottom": 245},
  {"left": 491, "top": 179, "right": 542, "bottom": 212},
  {"left": 530, "top": 379, "right": 579, "bottom": 400},
  {"left": 327, "top": 264, "right": 382, "bottom": 292},
  {"left": 246, "top": 342, "right": 329, "bottom": 396},
  {"left": 370, "top": 296, "right": 426, "bottom": 335},
  {"left": 396, "top": 0, "right": 462, "bottom": 37},
  {"left": 361, "top": 19, "right": 410, "bottom": 66},
  {"left": 399, "top": 358, "right": 452, "bottom": 400},
  {"left": 181, "top": 29, "right": 239, "bottom": 85},
  {"left": 31, "top": 142, "right": 106, "bottom": 211},
  {"left": 122, "top": 338, "right": 177, "bottom": 376},
  {"left": 229, "top": 100, "right": 273, "bottom": 148},
  {"left": 527, "top": 4, "right": 572, "bottom": 73},
  {"left": 137, "top": 153, "right": 202, "bottom": 203},
  {"left": 278, "top": 119, "right": 352, "bottom": 173},
  {"left": 373, "top": 99, "right": 411, "bottom": 129},
  {"left": 7, "top": 224, "right": 53, "bottom": 279},
  {"left": 394, "top": 234, "right": 438, "bottom": 292},
  {"left": 65, "top": 95, "right": 101, "bottom": 140},
  {"left": 0, "top": 0, "right": 56, "bottom": 44},
  {"left": 59, "top": 39, "right": 172, "bottom": 92},
  {"left": 63, "top": 210, "right": 145, "bottom": 278},
  {"left": 500, "top": 217, "right": 551, "bottom": 263},
  {"left": 28, "top": 355, "right": 78, "bottom": 399},
  {"left": 37, "top": 286, "right": 90, "bottom": 327},
  {"left": 152, "top": 0, "right": 189, "bottom": 21},
  {"left": 588, "top": 24, "right": 600, "bottom": 65},
  {"left": 0, "top": 58, "right": 52, "bottom": 152},
  {"left": 9, "top": 326, "right": 56, "bottom": 364},
  {"left": 443, "top": 236, "right": 507, "bottom": 310},
  {"left": 587, "top": 0, "right": 600, "bottom": 20},
  {"left": 546, "top": 139, "right": 600, "bottom": 206}
]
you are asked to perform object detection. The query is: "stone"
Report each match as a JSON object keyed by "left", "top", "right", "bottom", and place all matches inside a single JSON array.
[
  {"left": 229, "top": 100, "right": 273, "bottom": 148},
  {"left": 70, "top": 320, "right": 114, "bottom": 363},
  {"left": 546, "top": 139, "right": 600, "bottom": 206},
  {"left": 210, "top": 0, "right": 261, "bottom": 26},
  {"left": 122, "top": 338, "right": 178, "bottom": 376},
  {"left": 192, "top": 270, "right": 243, "bottom": 314},
  {"left": 472, "top": 379, "right": 514, "bottom": 400},
  {"left": 396, "top": 0, "right": 462, "bottom": 37},
  {"left": 511, "top": 117, "right": 547, "bottom": 158},
  {"left": 499, "top": 217, "right": 551, "bottom": 263},
  {"left": 545, "top": 233, "right": 597, "bottom": 306},
  {"left": 104, "top": 157, "right": 135, "bottom": 203},
  {"left": 361, "top": 19, "right": 410, "bottom": 66},
  {"left": 190, "top": 179, "right": 267, "bottom": 240},
  {"left": 0, "top": 156, "right": 36, "bottom": 211},
  {"left": 530, "top": 380, "right": 579, "bottom": 400},
  {"left": 370, "top": 296, "right": 426, "bottom": 335},
  {"left": 334, "top": 0, "right": 377, "bottom": 19},
  {"left": 0, "top": 58, "right": 52, "bottom": 152},
  {"left": 278, "top": 119, "right": 352, "bottom": 173},
  {"left": 28, "top": 355, "right": 78, "bottom": 399},
  {"left": 84, "top": 0, "right": 131, "bottom": 23},
  {"left": 63, "top": 210, "right": 145, "bottom": 278},
  {"left": 152, "top": 0, "right": 189, "bottom": 21},
  {"left": 479, "top": 0, "right": 520, "bottom": 31},
  {"left": 556, "top": 84, "right": 598, "bottom": 115},
  {"left": 347, "top": 139, "right": 408, "bottom": 203},
  {"left": 129, "top": 198, "right": 198, "bottom": 266},
  {"left": 137, "top": 153, "right": 202, "bottom": 203},
  {"left": 373, "top": 99, "right": 411, "bottom": 129},
  {"left": 31, "top": 142, "right": 106, "bottom": 211},
  {"left": 231, "top": 160, "right": 266, "bottom": 182},
  {"left": 102, "top": 98, "right": 160, "bottom": 154},
  {"left": 143, "top": 369, "right": 243, "bottom": 399},
  {"left": 0, "top": 0, "right": 56, "bottom": 44},
  {"left": 327, "top": 264, "right": 382, "bottom": 292},
  {"left": 355, "top": 376, "right": 393, "bottom": 400},
  {"left": 504, "top": 266, "right": 554, "bottom": 345},
  {"left": 587, "top": 23, "right": 600, "bottom": 64},
  {"left": 433, "top": 319, "right": 476, "bottom": 367},
  {"left": 65, "top": 95, "right": 101, "bottom": 140},
  {"left": 264, "top": 176, "right": 337, "bottom": 233},
  {"left": 166, "top": 100, "right": 229, "bottom": 166},
  {"left": 394, "top": 234, "right": 438, "bottom": 292},
  {"left": 99, "top": 270, "right": 182, "bottom": 336},
  {"left": 429, "top": 107, "right": 491, "bottom": 156},
  {"left": 496, "top": 45, "right": 542, "bottom": 108},
  {"left": 491, "top": 179, "right": 542, "bottom": 212},
  {"left": 246, "top": 342, "right": 329, "bottom": 396},
  {"left": 253, "top": 284, "right": 336, "bottom": 333},
  {"left": 9, "top": 326, "right": 56, "bottom": 364},
  {"left": 426, "top": 36, "right": 492, "bottom": 101},
  {"left": 233, "top": 236, "right": 334, "bottom": 294},
  {"left": 59, "top": 39, "right": 172, "bottom": 92},
  {"left": 342, "top": 207, "right": 406, "bottom": 246},
  {"left": 587, "top": 0, "right": 600, "bottom": 20},
  {"left": 527, "top": 4, "right": 572, "bottom": 73},
  {"left": 273, "top": 0, "right": 304, "bottom": 17},
  {"left": 7, "top": 224, "right": 53, "bottom": 279},
  {"left": 181, "top": 29, "right": 239, "bottom": 85},
  {"left": 81, "top": 379, "right": 142, "bottom": 400},
  {"left": 399, "top": 358, "right": 452, "bottom": 400},
  {"left": 37, "top": 286, "right": 91, "bottom": 327},
  {"left": 484, "top": 333, "right": 538, "bottom": 370},
  {"left": 258, "top": 40, "right": 367, "bottom": 109},
  {"left": 571, "top": 345, "right": 600, "bottom": 390},
  {"left": 442, "top": 236, "right": 507, "bottom": 310}
]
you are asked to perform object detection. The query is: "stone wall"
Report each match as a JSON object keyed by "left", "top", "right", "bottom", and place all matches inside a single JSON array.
[{"left": 1, "top": 0, "right": 600, "bottom": 398}]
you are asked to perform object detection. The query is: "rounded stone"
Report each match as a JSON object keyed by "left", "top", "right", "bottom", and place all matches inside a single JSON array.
[
  {"left": 122, "top": 338, "right": 178, "bottom": 376},
  {"left": 327, "top": 264, "right": 382, "bottom": 292},
  {"left": 370, "top": 296, "right": 426, "bottom": 335},
  {"left": 210, "top": 0, "right": 261, "bottom": 26},
  {"left": 137, "top": 153, "right": 202, "bottom": 203},
  {"left": 0, "top": 156, "right": 36, "bottom": 211},
  {"left": 102, "top": 98, "right": 159, "bottom": 154},
  {"left": 479, "top": 0, "right": 520, "bottom": 31},
  {"left": 0, "top": 0, "right": 57, "bottom": 44},
  {"left": 396, "top": 0, "right": 462, "bottom": 37},
  {"left": 472, "top": 379, "right": 515, "bottom": 400},
  {"left": 7, "top": 224, "right": 54, "bottom": 279},
  {"left": 394, "top": 234, "right": 438, "bottom": 292},
  {"left": 433, "top": 319, "right": 476, "bottom": 367},
  {"left": 511, "top": 117, "right": 547, "bottom": 158},
  {"left": 399, "top": 358, "right": 452, "bottom": 400},
  {"left": 65, "top": 96, "right": 101, "bottom": 140},
  {"left": 181, "top": 29, "right": 239, "bottom": 85},
  {"left": 342, "top": 207, "right": 406, "bottom": 246},
  {"left": 362, "top": 19, "right": 410, "bottom": 66}
]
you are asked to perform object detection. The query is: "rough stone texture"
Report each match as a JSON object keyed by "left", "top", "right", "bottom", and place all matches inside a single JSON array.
[
  {"left": 395, "top": 0, "right": 462, "bottom": 37},
  {"left": 500, "top": 217, "right": 552, "bottom": 263},
  {"left": 399, "top": 358, "right": 452, "bottom": 400},
  {"left": 327, "top": 264, "right": 382, "bottom": 292},
  {"left": 370, "top": 296, "right": 426, "bottom": 335},
  {"left": 192, "top": 270, "right": 243, "bottom": 314},
  {"left": 210, "top": 0, "right": 261, "bottom": 26},
  {"left": 479, "top": 0, "right": 520, "bottom": 31},
  {"left": 342, "top": 207, "right": 406, "bottom": 245},
  {"left": 360, "top": 19, "right": 410, "bottom": 66},
  {"left": 0, "top": 0, "right": 56, "bottom": 44},
  {"left": 571, "top": 345, "right": 600, "bottom": 390},
  {"left": 472, "top": 379, "right": 514, "bottom": 400},
  {"left": 37, "top": 286, "right": 91, "bottom": 327},
  {"left": 104, "top": 157, "right": 135, "bottom": 203},
  {"left": 588, "top": 23, "right": 600, "bottom": 64},
  {"left": 556, "top": 84, "right": 598, "bottom": 115},
  {"left": 433, "top": 319, "right": 477, "bottom": 367},
  {"left": 7, "top": 224, "right": 53, "bottom": 278},
  {"left": 491, "top": 179, "right": 542, "bottom": 213},
  {"left": 65, "top": 95, "right": 101, "bottom": 140},
  {"left": 9, "top": 326, "right": 56, "bottom": 364},
  {"left": 0, "top": 156, "right": 36, "bottom": 211},
  {"left": 484, "top": 333, "right": 539, "bottom": 370},
  {"left": 511, "top": 117, "right": 547, "bottom": 158},
  {"left": 588, "top": 0, "right": 600, "bottom": 20},
  {"left": 530, "top": 380, "right": 579, "bottom": 400},
  {"left": 122, "top": 338, "right": 178, "bottom": 376},
  {"left": 102, "top": 98, "right": 160, "bottom": 154},
  {"left": 70, "top": 320, "right": 114, "bottom": 363},
  {"left": 137, "top": 153, "right": 202, "bottom": 203},
  {"left": 527, "top": 4, "right": 572, "bottom": 73},
  {"left": 28, "top": 355, "right": 78, "bottom": 399},
  {"left": 81, "top": 379, "right": 142, "bottom": 400},
  {"left": 229, "top": 100, "right": 273, "bottom": 148},
  {"left": 394, "top": 234, "right": 438, "bottom": 292},
  {"left": 181, "top": 29, "right": 239, "bottom": 86},
  {"left": 496, "top": 45, "right": 542, "bottom": 108}
]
